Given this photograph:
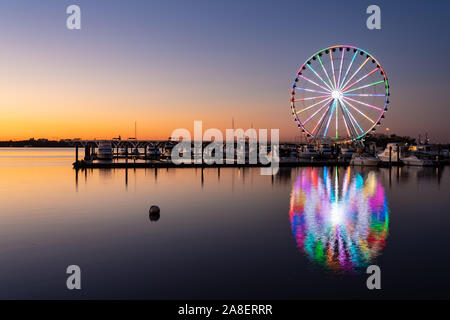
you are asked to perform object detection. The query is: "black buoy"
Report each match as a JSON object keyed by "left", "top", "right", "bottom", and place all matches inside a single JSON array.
[{"left": 149, "top": 205, "right": 160, "bottom": 222}]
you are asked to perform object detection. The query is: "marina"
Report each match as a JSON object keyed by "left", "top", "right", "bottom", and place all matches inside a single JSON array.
[
  {"left": 71, "top": 139, "right": 450, "bottom": 169},
  {"left": 1, "top": 0, "right": 450, "bottom": 303}
]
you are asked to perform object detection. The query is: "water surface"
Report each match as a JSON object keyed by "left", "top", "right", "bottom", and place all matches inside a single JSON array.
[{"left": 0, "top": 148, "right": 449, "bottom": 299}]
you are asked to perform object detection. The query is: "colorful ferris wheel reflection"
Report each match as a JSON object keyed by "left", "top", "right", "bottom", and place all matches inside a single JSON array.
[{"left": 289, "top": 167, "right": 389, "bottom": 274}]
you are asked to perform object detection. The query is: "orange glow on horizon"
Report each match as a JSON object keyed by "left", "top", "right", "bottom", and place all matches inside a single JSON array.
[{"left": 0, "top": 70, "right": 297, "bottom": 140}]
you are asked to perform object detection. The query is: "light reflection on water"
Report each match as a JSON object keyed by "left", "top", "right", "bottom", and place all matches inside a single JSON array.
[
  {"left": 289, "top": 167, "right": 389, "bottom": 274},
  {"left": 1, "top": 148, "right": 450, "bottom": 298}
]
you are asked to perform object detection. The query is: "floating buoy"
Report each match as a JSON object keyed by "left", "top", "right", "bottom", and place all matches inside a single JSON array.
[{"left": 149, "top": 205, "right": 160, "bottom": 221}]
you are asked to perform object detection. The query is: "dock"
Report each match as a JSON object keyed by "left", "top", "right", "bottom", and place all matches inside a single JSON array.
[
  {"left": 71, "top": 140, "right": 449, "bottom": 169},
  {"left": 73, "top": 159, "right": 353, "bottom": 169}
]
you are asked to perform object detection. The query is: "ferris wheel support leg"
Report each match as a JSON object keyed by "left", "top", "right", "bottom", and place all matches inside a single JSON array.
[{"left": 355, "top": 139, "right": 365, "bottom": 149}]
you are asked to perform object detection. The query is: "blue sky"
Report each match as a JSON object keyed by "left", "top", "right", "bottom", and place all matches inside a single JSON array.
[{"left": 0, "top": 0, "right": 449, "bottom": 141}]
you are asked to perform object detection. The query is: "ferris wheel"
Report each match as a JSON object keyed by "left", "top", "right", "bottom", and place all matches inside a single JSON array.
[{"left": 290, "top": 45, "right": 389, "bottom": 144}]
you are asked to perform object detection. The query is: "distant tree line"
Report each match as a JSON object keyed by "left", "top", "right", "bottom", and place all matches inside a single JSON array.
[
  {"left": 0, "top": 139, "right": 73, "bottom": 147},
  {"left": 0, "top": 135, "right": 449, "bottom": 149},
  {"left": 364, "top": 133, "right": 416, "bottom": 147}
]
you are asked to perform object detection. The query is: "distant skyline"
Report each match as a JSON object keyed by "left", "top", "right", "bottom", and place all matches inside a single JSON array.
[{"left": 0, "top": 0, "right": 449, "bottom": 142}]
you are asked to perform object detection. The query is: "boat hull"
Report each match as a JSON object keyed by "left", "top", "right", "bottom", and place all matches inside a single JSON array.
[
  {"left": 350, "top": 158, "right": 379, "bottom": 166},
  {"left": 97, "top": 154, "right": 113, "bottom": 160},
  {"left": 403, "top": 157, "right": 434, "bottom": 166}
]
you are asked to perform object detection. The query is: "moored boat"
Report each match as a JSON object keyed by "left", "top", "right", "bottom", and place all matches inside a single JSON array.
[
  {"left": 162, "top": 143, "right": 177, "bottom": 158},
  {"left": 350, "top": 153, "right": 380, "bottom": 166},
  {"left": 147, "top": 144, "right": 161, "bottom": 159},
  {"left": 377, "top": 143, "right": 403, "bottom": 162},
  {"left": 402, "top": 155, "right": 435, "bottom": 166},
  {"left": 298, "top": 145, "right": 319, "bottom": 159},
  {"left": 97, "top": 142, "right": 113, "bottom": 160}
]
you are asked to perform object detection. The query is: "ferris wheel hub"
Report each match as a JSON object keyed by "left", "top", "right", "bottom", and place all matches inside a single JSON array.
[{"left": 331, "top": 90, "right": 342, "bottom": 100}]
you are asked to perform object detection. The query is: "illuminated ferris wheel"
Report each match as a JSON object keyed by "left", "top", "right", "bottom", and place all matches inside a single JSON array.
[{"left": 290, "top": 45, "right": 390, "bottom": 144}]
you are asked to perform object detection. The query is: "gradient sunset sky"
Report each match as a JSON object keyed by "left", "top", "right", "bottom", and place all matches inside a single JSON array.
[{"left": 0, "top": 0, "right": 449, "bottom": 141}]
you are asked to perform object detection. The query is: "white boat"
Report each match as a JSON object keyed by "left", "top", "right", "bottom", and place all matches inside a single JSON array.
[
  {"left": 147, "top": 144, "right": 161, "bottom": 158},
  {"left": 377, "top": 143, "right": 402, "bottom": 162},
  {"left": 402, "top": 155, "right": 435, "bottom": 166},
  {"left": 119, "top": 146, "right": 139, "bottom": 157},
  {"left": 298, "top": 145, "right": 319, "bottom": 159},
  {"left": 97, "top": 142, "right": 113, "bottom": 160},
  {"left": 118, "top": 147, "right": 124, "bottom": 155},
  {"left": 350, "top": 153, "right": 380, "bottom": 166}
]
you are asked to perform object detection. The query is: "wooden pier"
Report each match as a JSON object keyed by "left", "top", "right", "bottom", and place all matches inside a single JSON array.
[
  {"left": 72, "top": 140, "right": 448, "bottom": 169},
  {"left": 72, "top": 139, "right": 352, "bottom": 168},
  {"left": 73, "top": 159, "right": 352, "bottom": 169}
]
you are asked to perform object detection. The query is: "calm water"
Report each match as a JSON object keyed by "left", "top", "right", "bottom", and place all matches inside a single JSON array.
[{"left": 0, "top": 148, "right": 449, "bottom": 299}]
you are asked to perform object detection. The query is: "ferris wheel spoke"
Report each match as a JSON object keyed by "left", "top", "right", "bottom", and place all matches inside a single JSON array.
[
  {"left": 338, "top": 99, "right": 364, "bottom": 135},
  {"left": 311, "top": 103, "right": 332, "bottom": 137},
  {"left": 294, "top": 94, "right": 330, "bottom": 102},
  {"left": 343, "top": 93, "right": 385, "bottom": 97},
  {"left": 350, "top": 113, "right": 364, "bottom": 135},
  {"left": 323, "top": 100, "right": 337, "bottom": 137},
  {"left": 306, "top": 64, "right": 333, "bottom": 91},
  {"left": 346, "top": 108, "right": 364, "bottom": 136},
  {"left": 338, "top": 99, "right": 357, "bottom": 139},
  {"left": 295, "top": 87, "right": 330, "bottom": 95},
  {"left": 343, "top": 96, "right": 383, "bottom": 111},
  {"left": 339, "top": 50, "right": 358, "bottom": 92},
  {"left": 296, "top": 97, "right": 331, "bottom": 114},
  {"left": 317, "top": 55, "right": 335, "bottom": 90},
  {"left": 339, "top": 102, "right": 352, "bottom": 138},
  {"left": 341, "top": 67, "right": 379, "bottom": 92},
  {"left": 335, "top": 100, "right": 339, "bottom": 139},
  {"left": 298, "top": 75, "right": 332, "bottom": 93},
  {"left": 302, "top": 98, "right": 333, "bottom": 125},
  {"left": 337, "top": 49, "right": 345, "bottom": 89},
  {"left": 343, "top": 80, "right": 385, "bottom": 94},
  {"left": 340, "top": 57, "right": 370, "bottom": 91},
  {"left": 330, "top": 50, "right": 337, "bottom": 89},
  {"left": 343, "top": 98, "right": 375, "bottom": 124}
]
